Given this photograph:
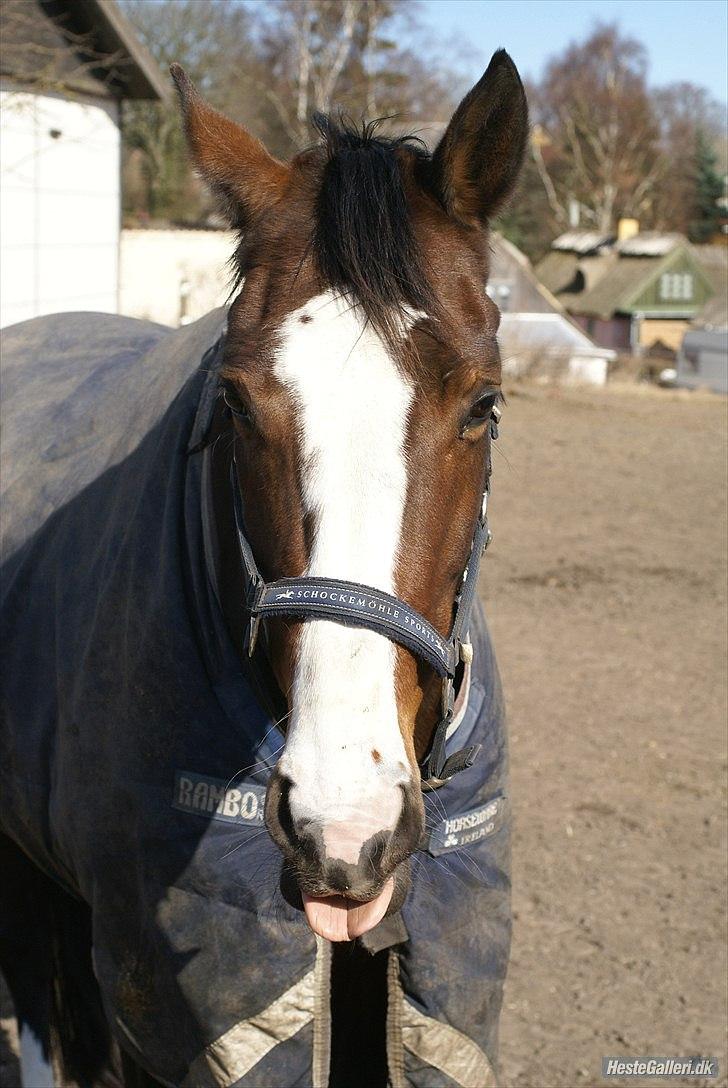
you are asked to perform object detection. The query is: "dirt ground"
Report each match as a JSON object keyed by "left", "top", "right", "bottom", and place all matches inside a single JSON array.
[
  {"left": 486, "top": 382, "right": 727, "bottom": 1088},
  {"left": 2, "top": 381, "right": 726, "bottom": 1088}
]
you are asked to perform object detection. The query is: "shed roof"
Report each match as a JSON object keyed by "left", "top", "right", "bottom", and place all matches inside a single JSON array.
[{"left": 499, "top": 312, "right": 616, "bottom": 359}]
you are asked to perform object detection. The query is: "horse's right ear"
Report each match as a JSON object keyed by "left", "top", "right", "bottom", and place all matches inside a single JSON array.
[
  {"left": 170, "top": 64, "right": 290, "bottom": 227},
  {"left": 429, "top": 50, "right": 528, "bottom": 229}
]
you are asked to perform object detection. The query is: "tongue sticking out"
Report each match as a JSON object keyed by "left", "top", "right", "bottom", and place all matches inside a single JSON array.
[{"left": 302, "top": 878, "right": 394, "bottom": 942}]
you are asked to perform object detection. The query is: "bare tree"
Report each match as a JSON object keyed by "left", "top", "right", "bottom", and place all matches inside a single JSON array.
[
  {"left": 256, "top": 0, "right": 403, "bottom": 150},
  {"left": 254, "top": 0, "right": 464, "bottom": 153},
  {"left": 254, "top": 0, "right": 362, "bottom": 147},
  {"left": 119, "top": 0, "right": 472, "bottom": 220},
  {"left": 531, "top": 24, "right": 663, "bottom": 232},
  {"left": 120, "top": 0, "right": 263, "bottom": 220}
]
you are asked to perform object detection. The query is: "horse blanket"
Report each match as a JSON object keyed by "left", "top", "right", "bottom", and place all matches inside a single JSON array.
[{"left": 0, "top": 309, "right": 511, "bottom": 1088}]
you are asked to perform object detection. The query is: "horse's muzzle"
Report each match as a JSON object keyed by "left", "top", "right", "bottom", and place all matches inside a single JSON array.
[{"left": 265, "top": 768, "right": 423, "bottom": 939}]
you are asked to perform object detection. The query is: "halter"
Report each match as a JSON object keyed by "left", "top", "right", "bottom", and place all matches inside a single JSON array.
[{"left": 229, "top": 408, "right": 499, "bottom": 789}]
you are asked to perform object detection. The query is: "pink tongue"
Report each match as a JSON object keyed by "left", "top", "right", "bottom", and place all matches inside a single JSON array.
[{"left": 302, "top": 878, "right": 394, "bottom": 942}]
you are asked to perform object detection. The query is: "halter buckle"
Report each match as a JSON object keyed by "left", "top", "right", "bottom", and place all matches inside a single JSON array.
[
  {"left": 441, "top": 675, "right": 455, "bottom": 722},
  {"left": 247, "top": 612, "right": 262, "bottom": 657}
]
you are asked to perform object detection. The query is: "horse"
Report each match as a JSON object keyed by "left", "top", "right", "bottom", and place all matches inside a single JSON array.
[{"left": 0, "top": 49, "right": 527, "bottom": 1088}]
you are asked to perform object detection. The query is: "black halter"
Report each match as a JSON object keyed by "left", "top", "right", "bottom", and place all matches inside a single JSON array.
[{"left": 229, "top": 409, "right": 499, "bottom": 789}]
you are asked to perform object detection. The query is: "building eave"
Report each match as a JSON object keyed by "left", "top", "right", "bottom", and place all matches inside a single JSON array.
[{"left": 39, "top": 0, "right": 168, "bottom": 100}]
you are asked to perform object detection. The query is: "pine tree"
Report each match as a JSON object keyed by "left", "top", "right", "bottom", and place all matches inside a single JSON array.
[{"left": 688, "top": 131, "right": 724, "bottom": 243}]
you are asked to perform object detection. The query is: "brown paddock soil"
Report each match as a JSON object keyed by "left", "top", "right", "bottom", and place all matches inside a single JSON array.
[
  {"left": 1, "top": 381, "right": 726, "bottom": 1088},
  {"left": 487, "top": 382, "right": 728, "bottom": 1088}
]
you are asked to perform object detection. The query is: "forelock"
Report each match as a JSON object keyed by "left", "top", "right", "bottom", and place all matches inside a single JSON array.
[{"left": 310, "top": 114, "right": 438, "bottom": 350}]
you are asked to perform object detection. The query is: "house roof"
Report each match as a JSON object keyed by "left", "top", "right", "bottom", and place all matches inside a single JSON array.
[
  {"left": 615, "top": 232, "right": 684, "bottom": 257},
  {"left": 691, "top": 246, "right": 728, "bottom": 328},
  {"left": 534, "top": 250, "right": 580, "bottom": 295},
  {"left": 540, "top": 247, "right": 627, "bottom": 295},
  {"left": 489, "top": 233, "right": 572, "bottom": 315},
  {"left": 559, "top": 255, "right": 665, "bottom": 318},
  {"left": 691, "top": 244, "right": 728, "bottom": 293},
  {"left": 0, "top": 0, "right": 166, "bottom": 100},
  {"left": 537, "top": 232, "right": 717, "bottom": 319},
  {"left": 551, "top": 230, "right": 614, "bottom": 255}
]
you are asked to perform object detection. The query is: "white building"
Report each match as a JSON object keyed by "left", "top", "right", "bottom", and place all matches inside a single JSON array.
[
  {"left": 499, "top": 312, "right": 616, "bottom": 385},
  {"left": 0, "top": 0, "right": 165, "bottom": 328}
]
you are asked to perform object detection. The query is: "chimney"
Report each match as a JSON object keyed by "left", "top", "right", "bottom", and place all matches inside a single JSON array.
[{"left": 618, "top": 218, "right": 639, "bottom": 242}]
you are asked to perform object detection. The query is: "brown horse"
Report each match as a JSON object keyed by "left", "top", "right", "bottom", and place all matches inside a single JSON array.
[
  {"left": 171, "top": 50, "right": 527, "bottom": 942},
  {"left": 0, "top": 49, "right": 527, "bottom": 1088}
]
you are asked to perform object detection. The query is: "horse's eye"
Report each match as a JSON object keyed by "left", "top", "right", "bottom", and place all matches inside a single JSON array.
[
  {"left": 469, "top": 392, "right": 498, "bottom": 421},
  {"left": 463, "top": 390, "right": 499, "bottom": 431},
  {"left": 222, "top": 382, "right": 250, "bottom": 421}
]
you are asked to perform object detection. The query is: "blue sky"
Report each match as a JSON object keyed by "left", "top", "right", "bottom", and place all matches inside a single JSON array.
[{"left": 419, "top": 0, "right": 728, "bottom": 105}]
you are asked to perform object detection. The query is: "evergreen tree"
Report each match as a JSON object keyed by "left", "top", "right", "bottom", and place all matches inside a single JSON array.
[{"left": 688, "top": 130, "right": 724, "bottom": 243}]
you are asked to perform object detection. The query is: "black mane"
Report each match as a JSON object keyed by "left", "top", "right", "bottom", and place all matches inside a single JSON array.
[{"left": 311, "top": 115, "right": 437, "bottom": 345}]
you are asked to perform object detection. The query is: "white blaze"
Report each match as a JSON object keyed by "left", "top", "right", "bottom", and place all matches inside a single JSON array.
[{"left": 274, "top": 292, "right": 414, "bottom": 859}]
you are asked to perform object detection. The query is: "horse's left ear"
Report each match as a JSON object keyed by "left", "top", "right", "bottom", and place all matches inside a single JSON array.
[
  {"left": 170, "top": 64, "right": 290, "bottom": 228},
  {"left": 429, "top": 49, "right": 528, "bottom": 228}
]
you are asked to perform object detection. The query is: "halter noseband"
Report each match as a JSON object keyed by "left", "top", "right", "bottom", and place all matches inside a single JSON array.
[{"left": 229, "top": 409, "right": 499, "bottom": 789}]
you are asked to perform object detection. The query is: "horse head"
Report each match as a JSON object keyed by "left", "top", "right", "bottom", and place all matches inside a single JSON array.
[{"left": 172, "top": 54, "right": 527, "bottom": 941}]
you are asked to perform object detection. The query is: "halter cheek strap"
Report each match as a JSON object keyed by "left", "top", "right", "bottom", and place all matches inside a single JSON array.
[{"left": 230, "top": 409, "right": 499, "bottom": 788}]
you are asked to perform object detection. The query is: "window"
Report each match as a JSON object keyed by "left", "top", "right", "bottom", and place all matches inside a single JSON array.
[{"left": 659, "top": 273, "right": 693, "bottom": 301}]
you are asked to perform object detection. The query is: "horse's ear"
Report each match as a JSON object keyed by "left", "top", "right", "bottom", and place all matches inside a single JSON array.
[
  {"left": 170, "top": 64, "right": 290, "bottom": 227},
  {"left": 429, "top": 50, "right": 528, "bottom": 228}
]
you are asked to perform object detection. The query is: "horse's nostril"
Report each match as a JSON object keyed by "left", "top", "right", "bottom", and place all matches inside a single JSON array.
[{"left": 319, "top": 833, "right": 393, "bottom": 897}]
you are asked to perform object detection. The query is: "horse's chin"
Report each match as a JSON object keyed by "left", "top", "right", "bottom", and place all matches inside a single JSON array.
[{"left": 301, "top": 877, "right": 395, "bottom": 942}]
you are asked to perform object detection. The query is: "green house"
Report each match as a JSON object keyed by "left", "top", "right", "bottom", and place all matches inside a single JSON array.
[{"left": 536, "top": 230, "right": 718, "bottom": 355}]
